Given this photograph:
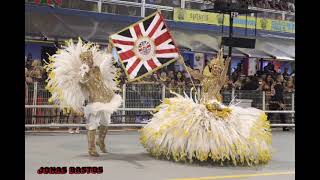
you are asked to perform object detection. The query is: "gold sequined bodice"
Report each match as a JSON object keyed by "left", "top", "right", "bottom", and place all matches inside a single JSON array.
[
  {"left": 201, "top": 75, "right": 223, "bottom": 102},
  {"left": 185, "top": 52, "right": 230, "bottom": 103},
  {"left": 79, "top": 66, "right": 114, "bottom": 103}
]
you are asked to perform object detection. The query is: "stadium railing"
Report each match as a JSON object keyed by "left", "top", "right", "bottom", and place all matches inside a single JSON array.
[{"left": 25, "top": 82, "right": 295, "bottom": 129}]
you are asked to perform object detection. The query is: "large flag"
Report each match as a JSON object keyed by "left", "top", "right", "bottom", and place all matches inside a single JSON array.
[{"left": 109, "top": 11, "right": 180, "bottom": 81}]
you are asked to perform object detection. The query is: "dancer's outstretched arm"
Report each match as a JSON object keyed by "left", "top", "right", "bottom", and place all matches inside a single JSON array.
[{"left": 178, "top": 58, "right": 205, "bottom": 81}]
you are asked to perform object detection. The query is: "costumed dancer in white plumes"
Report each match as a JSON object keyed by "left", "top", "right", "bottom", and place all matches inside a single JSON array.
[
  {"left": 45, "top": 39, "right": 122, "bottom": 156},
  {"left": 140, "top": 49, "right": 272, "bottom": 166}
]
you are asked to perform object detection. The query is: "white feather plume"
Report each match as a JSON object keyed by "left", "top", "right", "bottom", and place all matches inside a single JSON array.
[{"left": 45, "top": 39, "right": 119, "bottom": 113}]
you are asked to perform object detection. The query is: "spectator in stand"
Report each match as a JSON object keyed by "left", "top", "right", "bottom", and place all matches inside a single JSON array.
[
  {"left": 168, "top": 70, "right": 175, "bottom": 80},
  {"left": 287, "top": 0, "right": 295, "bottom": 12},
  {"left": 183, "top": 69, "right": 191, "bottom": 82},
  {"left": 167, "top": 79, "right": 176, "bottom": 89},
  {"left": 233, "top": 0, "right": 294, "bottom": 11},
  {"left": 260, "top": 73, "right": 267, "bottom": 81},
  {"left": 243, "top": 76, "right": 259, "bottom": 90},
  {"left": 246, "top": 0, "right": 254, "bottom": 6},
  {"left": 274, "top": 0, "right": 281, "bottom": 10},
  {"left": 151, "top": 73, "right": 159, "bottom": 82},
  {"left": 119, "top": 72, "right": 127, "bottom": 84},
  {"left": 256, "top": 77, "right": 264, "bottom": 90},
  {"left": 25, "top": 67, "right": 35, "bottom": 105},
  {"left": 254, "top": 0, "right": 263, "bottom": 8},
  {"left": 26, "top": 53, "right": 33, "bottom": 70},
  {"left": 264, "top": 0, "right": 271, "bottom": 9},
  {"left": 231, "top": 63, "right": 242, "bottom": 82},
  {"left": 234, "top": 75, "right": 246, "bottom": 90},
  {"left": 29, "top": 60, "right": 45, "bottom": 83},
  {"left": 25, "top": 68, "right": 30, "bottom": 104},
  {"left": 223, "top": 77, "right": 234, "bottom": 90},
  {"left": 25, "top": 68, "right": 33, "bottom": 84},
  {"left": 262, "top": 74, "right": 274, "bottom": 93},
  {"left": 176, "top": 71, "right": 185, "bottom": 88},
  {"left": 264, "top": 62, "right": 276, "bottom": 75},
  {"left": 273, "top": 68, "right": 278, "bottom": 79},
  {"left": 159, "top": 71, "right": 169, "bottom": 86},
  {"left": 29, "top": 60, "right": 46, "bottom": 124},
  {"left": 165, "top": 70, "right": 175, "bottom": 85},
  {"left": 275, "top": 68, "right": 282, "bottom": 77},
  {"left": 141, "top": 72, "right": 154, "bottom": 82},
  {"left": 269, "top": 0, "right": 277, "bottom": 9},
  {"left": 278, "top": 0, "right": 288, "bottom": 11},
  {"left": 268, "top": 74, "right": 290, "bottom": 131},
  {"left": 285, "top": 75, "right": 295, "bottom": 92},
  {"left": 231, "top": 70, "right": 239, "bottom": 83},
  {"left": 242, "top": 76, "right": 250, "bottom": 90},
  {"left": 192, "top": 69, "right": 202, "bottom": 85},
  {"left": 282, "top": 67, "right": 290, "bottom": 81}
]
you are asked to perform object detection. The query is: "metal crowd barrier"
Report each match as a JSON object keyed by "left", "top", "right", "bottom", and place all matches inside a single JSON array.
[{"left": 25, "top": 82, "right": 295, "bottom": 129}]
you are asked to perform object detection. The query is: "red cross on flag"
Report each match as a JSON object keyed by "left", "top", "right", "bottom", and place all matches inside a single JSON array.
[{"left": 109, "top": 11, "right": 180, "bottom": 81}]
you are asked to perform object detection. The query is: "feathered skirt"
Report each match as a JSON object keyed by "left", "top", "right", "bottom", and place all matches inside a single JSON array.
[
  {"left": 84, "top": 94, "right": 122, "bottom": 124},
  {"left": 140, "top": 94, "right": 272, "bottom": 166}
]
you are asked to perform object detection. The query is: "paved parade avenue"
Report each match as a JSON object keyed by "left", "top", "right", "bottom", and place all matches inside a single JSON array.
[{"left": 26, "top": 129, "right": 295, "bottom": 180}]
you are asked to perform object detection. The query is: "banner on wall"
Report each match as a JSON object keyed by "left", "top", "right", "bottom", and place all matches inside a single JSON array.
[
  {"left": 173, "top": 8, "right": 295, "bottom": 34},
  {"left": 193, "top": 53, "right": 205, "bottom": 73},
  {"left": 248, "top": 59, "right": 258, "bottom": 76}
]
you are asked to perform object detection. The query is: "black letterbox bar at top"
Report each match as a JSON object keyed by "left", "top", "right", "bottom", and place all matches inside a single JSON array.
[{"left": 221, "top": 37, "right": 256, "bottom": 49}]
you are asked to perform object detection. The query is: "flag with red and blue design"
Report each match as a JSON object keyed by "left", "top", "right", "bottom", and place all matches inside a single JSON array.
[{"left": 110, "top": 11, "right": 180, "bottom": 81}]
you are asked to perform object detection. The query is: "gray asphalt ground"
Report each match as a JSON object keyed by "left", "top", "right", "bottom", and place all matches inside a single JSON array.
[{"left": 25, "top": 129, "right": 295, "bottom": 180}]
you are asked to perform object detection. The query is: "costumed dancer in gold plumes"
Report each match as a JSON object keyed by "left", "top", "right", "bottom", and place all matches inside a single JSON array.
[
  {"left": 45, "top": 39, "right": 122, "bottom": 156},
  {"left": 140, "top": 49, "right": 272, "bottom": 165}
]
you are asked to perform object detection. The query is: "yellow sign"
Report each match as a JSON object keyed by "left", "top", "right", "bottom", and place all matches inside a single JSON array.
[
  {"left": 173, "top": 8, "right": 294, "bottom": 34},
  {"left": 173, "top": 8, "right": 221, "bottom": 25}
]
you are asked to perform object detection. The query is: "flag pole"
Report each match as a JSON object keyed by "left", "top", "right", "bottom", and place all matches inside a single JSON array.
[
  {"left": 178, "top": 56, "right": 197, "bottom": 91},
  {"left": 107, "top": 41, "right": 113, "bottom": 53}
]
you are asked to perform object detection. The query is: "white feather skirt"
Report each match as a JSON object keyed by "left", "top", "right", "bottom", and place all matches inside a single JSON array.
[
  {"left": 140, "top": 95, "right": 272, "bottom": 166},
  {"left": 84, "top": 94, "right": 122, "bottom": 122}
]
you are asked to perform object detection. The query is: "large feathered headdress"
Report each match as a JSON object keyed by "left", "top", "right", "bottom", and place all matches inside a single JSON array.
[{"left": 208, "top": 48, "right": 225, "bottom": 70}]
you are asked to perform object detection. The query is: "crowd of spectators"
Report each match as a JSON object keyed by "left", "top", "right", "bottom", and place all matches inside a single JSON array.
[
  {"left": 147, "top": 0, "right": 296, "bottom": 13},
  {"left": 25, "top": 54, "right": 47, "bottom": 85},
  {"left": 25, "top": 54, "right": 294, "bottom": 95},
  {"left": 119, "top": 61, "right": 295, "bottom": 96},
  {"left": 248, "top": 0, "right": 295, "bottom": 12},
  {"left": 227, "top": 62, "right": 295, "bottom": 94},
  {"left": 205, "top": 0, "right": 295, "bottom": 12}
]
